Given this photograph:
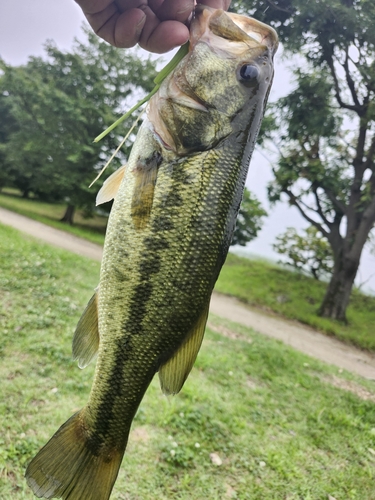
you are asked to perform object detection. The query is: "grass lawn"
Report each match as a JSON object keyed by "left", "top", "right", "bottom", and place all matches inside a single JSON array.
[
  {"left": 0, "top": 189, "right": 106, "bottom": 245},
  {"left": 216, "top": 253, "right": 375, "bottom": 352},
  {"left": 1, "top": 223, "right": 375, "bottom": 499}
]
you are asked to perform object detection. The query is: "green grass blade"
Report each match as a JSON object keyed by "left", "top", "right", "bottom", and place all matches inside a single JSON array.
[
  {"left": 94, "top": 85, "right": 159, "bottom": 143},
  {"left": 153, "top": 42, "right": 189, "bottom": 85},
  {"left": 94, "top": 42, "right": 189, "bottom": 143}
]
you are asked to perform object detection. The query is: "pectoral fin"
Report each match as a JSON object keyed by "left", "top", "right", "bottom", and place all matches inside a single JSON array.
[
  {"left": 96, "top": 165, "right": 126, "bottom": 206},
  {"left": 72, "top": 291, "right": 99, "bottom": 369},
  {"left": 159, "top": 301, "right": 210, "bottom": 395}
]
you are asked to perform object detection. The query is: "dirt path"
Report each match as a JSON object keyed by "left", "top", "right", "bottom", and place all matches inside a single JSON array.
[
  {"left": 0, "top": 208, "right": 103, "bottom": 261},
  {"left": 1, "top": 206, "right": 375, "bottom": 380}
]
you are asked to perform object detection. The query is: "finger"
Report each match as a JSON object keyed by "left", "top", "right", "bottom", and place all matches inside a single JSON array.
[
  {"left": 196, "top": 0, "right": 231, "bottom": 10},
  {"left": 87, "top": 5, "right": 147, "bottom": 48},
  {"left": 153, "top": 0, "right": 195, "bottom": 23},
  {"left": 139, "top": 20, "right": 190, "bottom": 53},
  {"left": 74, "top": 0, "right": 114, "bottom": 15},
  {"left": 113, "top": 9, "right": 147, "bottom": 47},
  {"left": 114, "top": 0, "right": 148, "bottom": 13}
]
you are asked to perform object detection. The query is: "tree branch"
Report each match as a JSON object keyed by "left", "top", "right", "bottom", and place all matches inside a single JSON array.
[
  {"left": 312, "top": 186, "right": 332, "bottom": 228},
  {"left": 349, "top": 193, "right": 375, "bottom": 261},
  {"left": 354, "top": 93, "right": 370, "bottom": 166},
  {"left": 363, "top": 133, "right": 375, "bottom": 170},
  {"left": 326, "top": 56, "right": 361, "bottom": 113},
  {"left": 265, "top": 0, "right": 294, "bottom": 15},
  {"left": 299, "top": 197, "right": 319, "bottom": 214},
  {"left": 284, "top": 187, "right": 329, "bottom": 238},
  {"left": 370, "top": 170, "right": 375, "bottom": 193},
  {"left": 344, "top": 48, "right": 360, "bottom": 108},
  {"left": 324, "top": 187, "right": 347, "bottom": 215}
]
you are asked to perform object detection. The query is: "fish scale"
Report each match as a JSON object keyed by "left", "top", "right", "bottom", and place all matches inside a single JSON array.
[
  {"left": 26, "top": 6, "right": 278, "bottom": 499},
  {"left": 84, "top": 130, "right": 251, "bottom": 455}
]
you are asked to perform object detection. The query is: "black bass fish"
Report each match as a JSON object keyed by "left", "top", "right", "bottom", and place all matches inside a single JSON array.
[{"left": 26, "top": 6, "right": 277, "bottom": 499}]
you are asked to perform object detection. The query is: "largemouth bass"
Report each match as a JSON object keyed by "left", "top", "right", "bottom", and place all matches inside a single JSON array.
[{"left": 26, "top": 6, "right": 278, "bottom": 499}]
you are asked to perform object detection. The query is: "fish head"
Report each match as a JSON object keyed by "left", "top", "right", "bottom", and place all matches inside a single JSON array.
[{"left": 147, "top": 6, "right": 278, "bottom": 155}]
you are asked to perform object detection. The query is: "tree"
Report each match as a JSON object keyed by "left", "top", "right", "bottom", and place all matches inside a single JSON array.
[
  {"left": 0, "top": 28, "right": 157, "bottom": 223},
  {"left": 0, "top": 92, "right": 20, "bottom": 191},
  {"left": 232, "top": 0, "right": 375, "bottom": 321},
  {"left": 273, "top": 226, "right": 334, "bottom": 281},
  {"left": 231, "top": 188, "right": 267, "bottom": 246}
]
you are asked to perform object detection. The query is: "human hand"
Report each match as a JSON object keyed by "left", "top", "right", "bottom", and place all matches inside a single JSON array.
[{"left": 75, "top": 0, "right": 231, "bottom": 54}]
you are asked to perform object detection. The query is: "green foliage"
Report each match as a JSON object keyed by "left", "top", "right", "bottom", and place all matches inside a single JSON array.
[
  {"left": 232, "top": 0, "right": 375, "bottom": 320},
  {"left": 278, "top": 70, "right": 341, "bottom": 141},
  {"left": 232, "top": 188, "right": 267, "bottom": 246},
  {"left": 267, "top": 68, "right": 350, "bottom": 210},
  {"left": 256, "top": 108, "right": 278, "bottom": 145},
  {"left": 0, "top": 95, "right": 18, "bottom": 189},
  {"left": 273, "top": 226, "right": 334, "bottom": 280},
  {"left": 234, "top": 0, "right": 375, "bottom": 64},
  {"left": 0, "top": 28, "right": 157, "bottom": 220},
  {"left": 1, "top": 224, "right": 375, "bottom": 499},
  {"left": 216, "top": 253, "right": 375, "bottom": 351}
]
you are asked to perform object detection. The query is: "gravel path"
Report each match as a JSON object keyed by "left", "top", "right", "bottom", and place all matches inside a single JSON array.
[{"left": 1, "top": 206, "right": 374, "bottom": 380}]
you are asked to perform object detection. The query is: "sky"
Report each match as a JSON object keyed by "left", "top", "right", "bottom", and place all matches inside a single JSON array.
[{"left": 1, "top": 0, "right": 374, "bottom": 294}]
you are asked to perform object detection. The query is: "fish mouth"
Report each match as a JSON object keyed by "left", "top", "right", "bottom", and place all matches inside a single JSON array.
[{"left": 191, "top": 6, "right": 278, "bottom": 57}]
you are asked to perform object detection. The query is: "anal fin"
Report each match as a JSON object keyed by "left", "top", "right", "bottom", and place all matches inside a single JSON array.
[
  {"left": 159, "top": 300, "right": 210, "bottom": 395},
  {"left": 72, "top": 291, "right": 99, "bottom": 369}
]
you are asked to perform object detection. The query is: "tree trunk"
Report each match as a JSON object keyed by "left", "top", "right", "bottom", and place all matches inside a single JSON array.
[
  {"left": 22, "top": 189, "right": 30, "bottom": 198},
  {"left": 60, "top": 204, "right": 75, "bottom": 225},
  {"left": 318, "top": 255, "right": 359, "bottom": 322}
]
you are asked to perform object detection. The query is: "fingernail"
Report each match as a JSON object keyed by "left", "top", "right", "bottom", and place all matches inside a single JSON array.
[
  {"left": 135, "top": 13, "right": 146, "bottom": 36},
  {"left": 178, "top": 1, "right": 194, "bottom": 15}
]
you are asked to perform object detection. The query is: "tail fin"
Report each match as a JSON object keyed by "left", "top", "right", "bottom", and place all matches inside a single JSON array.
[{"left": 25, "top": 411, "right": 125, "bottom": 500}]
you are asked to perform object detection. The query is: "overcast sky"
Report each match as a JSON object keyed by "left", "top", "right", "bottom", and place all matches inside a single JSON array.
[{"left": 1, "top": 0, "right": 374, "bottom": 293}]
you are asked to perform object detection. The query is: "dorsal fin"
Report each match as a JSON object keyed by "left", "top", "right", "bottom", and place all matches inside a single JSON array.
[
  {"left": 158, "top": 300, "right": 210, "bottom": 395},
  {"left": 131, "top": 151, "right": 162, "bottom": 230},
  {"left": 96, "top": 165, "right": 126, "bottom": 206},
  {"left": 72, "top": 291, "right": 100, "bottom": 369}
]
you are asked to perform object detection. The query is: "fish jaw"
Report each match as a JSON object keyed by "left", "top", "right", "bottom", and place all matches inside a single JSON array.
[
  {"left": 147, "top": 6, "right": 278, "bottom": 156},
  {"left": 190, "top": 6, "right": 278, "bottom": 56}
]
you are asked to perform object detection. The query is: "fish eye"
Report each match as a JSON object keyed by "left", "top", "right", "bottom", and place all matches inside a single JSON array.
[{"left": 238, "top": 64, "right": 259, "bottom": 86}]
